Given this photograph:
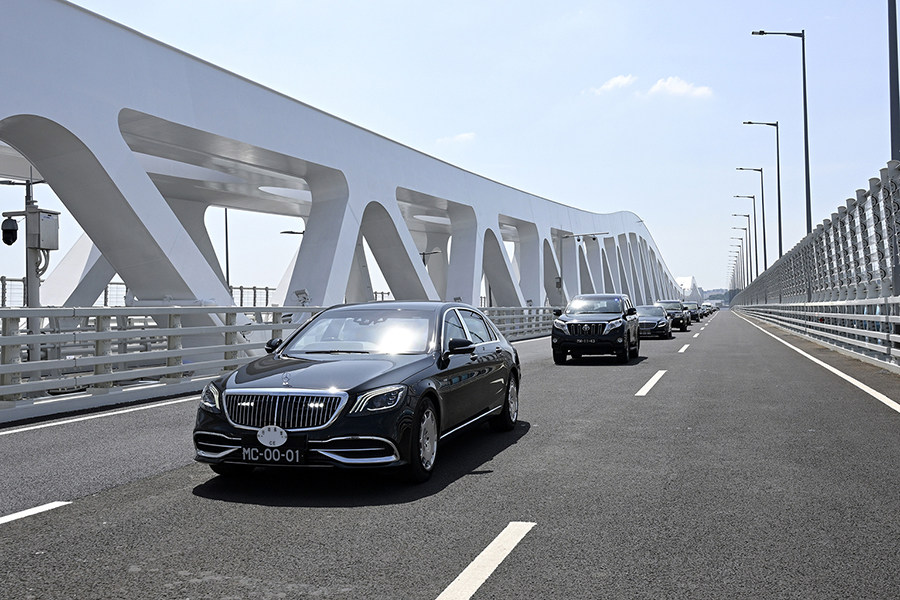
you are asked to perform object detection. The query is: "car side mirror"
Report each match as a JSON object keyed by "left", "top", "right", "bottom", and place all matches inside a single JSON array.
[
  {"left": 553, "top": 309, "right": 562, "bottom": 317},
  {"left": 265, "top": 338, "right": 282, "bottom": 354},
  {"left": 626, "top": 307, "right": 637, "bottom": 316},
  {"left": 446, "top": 338, "right": 476, "bottom": 354}
]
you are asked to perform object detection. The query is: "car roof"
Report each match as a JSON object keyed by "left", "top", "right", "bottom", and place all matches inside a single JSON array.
[
  {"left": 324, "top": 301, "right": 478, "bottom": 313},
  {"left": 573, "top": 294, "right": 630, "bottom": 300}
]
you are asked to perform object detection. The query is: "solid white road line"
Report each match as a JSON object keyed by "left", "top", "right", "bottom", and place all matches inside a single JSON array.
[
  {"left": 436, "top": 521, "right": 536, "bottom": 600},
  {"left": 0, "top": 397, "right": 197, "bottom": 437},
  {"left": 678, "top": 344, "right": 690, "bottom": 353},
  {"left": 734, "top": 312, "right": 900, "bottom": 415},
  {"left": 635, "top": 370, "right": 667, "bottom": 397},
  {"left": 1, "top": 501, "right": 71, "bottom": 525}
]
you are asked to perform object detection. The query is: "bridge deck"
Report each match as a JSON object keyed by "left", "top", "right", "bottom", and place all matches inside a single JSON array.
[{"left": 2, "top": 309, "right": 900, "bottom": 598}]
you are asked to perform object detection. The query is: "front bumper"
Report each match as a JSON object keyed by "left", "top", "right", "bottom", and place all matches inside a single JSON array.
[
  {"left": 193, "top": 403, "right": 411, "bottom": 469},
  {"left": 551, "top": 330, "right": 626, "bottom": 355},
  {"left": 639, "top": 323, "right": 668, "bottom": 337}
]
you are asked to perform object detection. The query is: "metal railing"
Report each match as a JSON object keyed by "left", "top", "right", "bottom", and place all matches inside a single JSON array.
[
  {"left": 0, "top": 305, "right": 554, "bottom": 416},
  {"left": 732, "top": 160, "right": 900, "bottom": 306},
  {"left": 734, "top": 298, "right": 900, "bottom": 372},
  {"left": 0, "top": 281, "right": 278, "bottom": 308}
]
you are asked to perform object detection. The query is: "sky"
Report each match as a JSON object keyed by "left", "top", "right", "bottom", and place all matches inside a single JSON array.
[{"left": 0, "top": 0, "right": 894, "bottom": 294}]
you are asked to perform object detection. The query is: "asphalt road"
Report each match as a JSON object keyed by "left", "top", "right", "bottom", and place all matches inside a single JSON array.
[{"left": 3, "top": 309, "right": 900, "bottom": 599}]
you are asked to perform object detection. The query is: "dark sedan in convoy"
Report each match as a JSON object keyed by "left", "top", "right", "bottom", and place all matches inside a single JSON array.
[
  {"left": 551, "top": 293, "right": 640, "bottom": 364},
  {"left": 655, "top": 299, "right": 691, "bottom": 332},
  {"left": 683, "top": 301, "right": 702, "bottom": 322},
  {"left": 193, "top": 302, "right": 521, "bottom": 483},
  {"left": 636, "top": 305, "right": 672, "bottom": 339}
]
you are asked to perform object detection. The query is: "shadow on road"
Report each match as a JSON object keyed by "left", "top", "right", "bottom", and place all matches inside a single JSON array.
[
  {"left": 191, "top": 421, "right": 530, "bottom": 507},
  {"left": 564, "top": 355, "right": 649, "bottom": 367}
]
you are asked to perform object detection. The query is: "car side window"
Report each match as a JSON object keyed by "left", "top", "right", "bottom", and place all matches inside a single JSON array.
[
  {"left": 442, "top": 310, "right": 467, "bottom": 349},
  {"left": 460, "top": 310, "right": 495, "bottom": 344}
]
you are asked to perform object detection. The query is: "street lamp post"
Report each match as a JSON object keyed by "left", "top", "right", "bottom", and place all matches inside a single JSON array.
[
  {"left": 732, "top": 231, "right": 749, "bottom": 285},
  {"left": 752, "top": 29, "right": 812, "bottom": 234},
  {"left": 733, "top": 212, "right": 753, "bottom": 278},
  {"left": 737, "top": 168, "right": 767, "bottom": 271},
  {"left": 733, "top": 196, "right": 758, "bottom": 277},
  {"left": 743, "top": 121, "right": 783, "bottom": 257},
  {"left": 730, "top": 243, "right": 745, "bottom": 288}
]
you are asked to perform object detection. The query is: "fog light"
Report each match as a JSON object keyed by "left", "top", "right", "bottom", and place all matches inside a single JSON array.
[{"left": 616, "top": 337, "right": 623, "bottom": 343}]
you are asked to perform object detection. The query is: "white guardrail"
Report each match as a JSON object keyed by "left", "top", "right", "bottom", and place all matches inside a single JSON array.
[
  {"left": 734, "top": 298, "right": 900, "bottom": 372},
  {"left": 0, "top": 305, "right": 554, "bottom": 421}
]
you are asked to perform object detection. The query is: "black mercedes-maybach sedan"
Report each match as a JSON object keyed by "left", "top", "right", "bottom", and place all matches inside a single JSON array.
[
  {"left": 193, "top": 301, "right": 521, "bottom": 482},
  {"left": 551, "top": 293, "right": 640, "bottom": 364}
]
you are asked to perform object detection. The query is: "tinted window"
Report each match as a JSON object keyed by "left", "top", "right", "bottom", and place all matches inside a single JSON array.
[
  {"left": 637, "top": 306, "right": 665, "bottom": 317},
  {"left": 656, "top": 302, "right": 682, "bottom": 310},
  {"left": 566, "top": 297, "right": 623, "bottom": 314},
  {"left": 284, "top": 308, "right": 434, "bottom": 354},
  {"left": 443, "top": 310, "right": 467, "bottom": 349},
  {"left": 460, "top": 310, "right": 494, "bottom": 344}
]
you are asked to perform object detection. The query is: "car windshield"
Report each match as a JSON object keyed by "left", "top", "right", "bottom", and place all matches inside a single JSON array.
[
  {"left": 637, "top": 306, "right": 665, "bottom": 317},
  {"left": 656, "top": 302, "right": 682, "bottom": 310},
  {"left": 565, "top": 297, "right": 623, "bottom": 314},
  {"left": 283, "top": 308, "right": 434, "bottom": 355},
  {"left": 684, "top": 302, "right": 699, "bottom": 309}
]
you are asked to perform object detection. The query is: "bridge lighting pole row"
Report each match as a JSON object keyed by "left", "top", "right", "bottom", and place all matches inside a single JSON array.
[
  {"left": 736, "top": 168, "right": 767, "bottom": 272},
  {"left": 751, "top": 29, "right": 812, "bottom": 236},
  {"left": 744, "top": 121, "right": 783, "bottom": 257}
]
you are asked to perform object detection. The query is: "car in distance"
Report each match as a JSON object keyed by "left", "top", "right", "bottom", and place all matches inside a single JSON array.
[
  {"left": 551, "top": 293, "right": 640, "bottom": 364},
  {"left": 655, "top": 299, "right": 691, "bottom": 332},
  {"left": 636, "top": 305, "right": 672, "bottom": 339},
  {"left": 193, "top": 301, "right": 521, "bottom": 483},
  {"left": 683, "top": 301, "right": 701, "bottom": 322}
]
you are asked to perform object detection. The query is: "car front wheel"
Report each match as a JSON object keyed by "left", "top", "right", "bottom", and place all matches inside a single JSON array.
[
  {"left": 552, "top": 349, "right": 566, "bottom": 365},
  {"left": 408, "top": 397, "right": 438, "bottom": 483},
  {"left": 490, "top": 376, "right": 518, "bottom": 432}
]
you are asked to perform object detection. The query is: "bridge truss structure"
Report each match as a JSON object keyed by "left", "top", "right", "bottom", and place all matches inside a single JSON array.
[{"left": 0, "top": 0, "right": 678, "bottom": 312}]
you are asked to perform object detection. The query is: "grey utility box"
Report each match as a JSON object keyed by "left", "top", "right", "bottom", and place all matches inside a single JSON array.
[{"left": 26, "top": 207, "right": 60, "bottom": 250}]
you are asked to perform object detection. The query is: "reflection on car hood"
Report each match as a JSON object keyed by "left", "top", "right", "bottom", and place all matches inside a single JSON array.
[
  {"left": 229, "top": 352, "right": 432, "bottom": 392},
  {"left": 637, "top": 315, "right": 665, "bottom": 321},
  {"left": 560, "top": 314, "right": 622, "bottom": 323}
]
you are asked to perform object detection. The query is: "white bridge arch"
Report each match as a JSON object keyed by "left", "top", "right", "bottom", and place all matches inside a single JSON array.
[{"left": 0, "top": 0, "right": 679, "bottom": 310}]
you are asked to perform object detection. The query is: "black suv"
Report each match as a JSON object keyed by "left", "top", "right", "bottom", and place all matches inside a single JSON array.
[
  {"left": 655, "top": 299, "right": 691, "bottom": 332},
  {"left": 551, "top": 294, "right": 640, "bottom": 364}
]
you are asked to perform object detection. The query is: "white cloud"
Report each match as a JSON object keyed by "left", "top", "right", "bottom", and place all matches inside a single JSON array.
[
  {"left": 648, "top": 76, "right": 712, "bottom": 98},
  {"left": 591, "top": 74, "right": 637, "bottom": 94},
  {"left": 437, "top": 132, "right": 476, "bottom": 144}
]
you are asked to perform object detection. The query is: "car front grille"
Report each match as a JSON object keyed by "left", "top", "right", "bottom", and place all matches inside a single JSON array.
[
  {"left": 566, "top": 322, "right": 606, "bottom": 336},
  {"left": 224, "top": 391, "right": 348, "bottom": 431},
  {"left": 639, "top": 322, "right": 656, "bottom": 330}
]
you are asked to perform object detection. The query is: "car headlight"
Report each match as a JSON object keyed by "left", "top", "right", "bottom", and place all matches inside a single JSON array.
[
  {"left": 553, "top": 319, "right": 567, "bottom": 331},
  {"left": 658, "top": 320, "right": 668, "bottom": 326},
  {"left": 603, "top": 319, "right": 624, "bottom": 334},
  {"left": 200, "top": 382, "right": 221, "bottom": 413},
  {"left": 350, "top": 384, "right": 407, "bottom": 413}
]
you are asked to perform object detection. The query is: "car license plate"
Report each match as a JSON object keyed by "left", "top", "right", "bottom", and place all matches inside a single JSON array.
[
  {"left": 575, "top": 338, "right": 596, "bottom": 344},
  {"left": 241, "top": 434, "right": 307, "bottom": 464}
]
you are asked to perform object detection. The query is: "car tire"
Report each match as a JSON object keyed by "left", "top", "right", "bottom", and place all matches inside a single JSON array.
[
  {"left": 408, "top": 396, "right": 438, "bottom": 483},
  {"left": 210, "top": 463, "right": 255, "bottom": 477},
  {"left": 631, "top": 335, "right": 640, "bottom": 358},
  {"left": 617, "top": 336, "right": 630, "bottom": 363},
  {"left": 552, "top": 349, "right": 566, "bottom": 365},
  {"left": 490, "top": 376, "right": 518, "bottom": 432}
]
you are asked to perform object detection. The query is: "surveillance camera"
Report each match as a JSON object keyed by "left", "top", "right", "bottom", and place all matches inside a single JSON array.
[{"left": 1, "top": 217, "right": 17, "bottom": 246}]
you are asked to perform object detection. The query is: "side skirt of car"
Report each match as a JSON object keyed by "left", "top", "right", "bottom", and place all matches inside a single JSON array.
[{"left": 440, "top": 405, "right": 503, "bottom": 440}]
